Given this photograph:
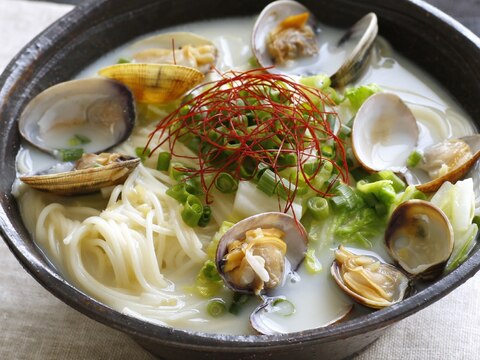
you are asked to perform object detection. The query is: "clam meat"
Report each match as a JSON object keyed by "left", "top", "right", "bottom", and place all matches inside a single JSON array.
[
  {"left": 126, "top": 32, "right": 217, "bottom": 74},
  {"left": 20, "top": 152, "right": 140, "bottom": 196},
  {"left": 216, "top": 212, "right": 307, "bottom": 295},
  {"left": 385, "top": 199, "right": 454, "bottom": 278},
  {"left": 407, "top": 135, "right": 480, "bottom": 193},
  {"left": 18, "top": 78, "right": 136, "bottom": 157},
  {"left": 265, "top": 11, "right": 319, "bottom": 65},
  {"left": 252, "top": 0, "right": 378, "bottom": 87},
  {"left": 331, "top": 245, "right": 409, "bottom": 309},
  {"left": 98, "top": 63, "right": 204, "bottom": 104}
]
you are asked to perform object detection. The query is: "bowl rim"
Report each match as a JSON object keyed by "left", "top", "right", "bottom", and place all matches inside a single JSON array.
[{"left": 0, "top": 0, "right": 479, "bottom": 351}]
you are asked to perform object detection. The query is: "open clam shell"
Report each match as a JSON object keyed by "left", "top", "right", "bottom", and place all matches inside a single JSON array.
[
  {"left": 98, "top": 63, "right": 204, "bottom": 104},
  {"left": 250, "top": 296, "right": 353, "bottom": 335},
  {"left": 331, "top": 246, "right": 409, "bottom": 309},
  {"left": 251, "top": 0, "right": 378, "bottom": 86},
  {"left": 127, "top": 32, "right": 217, "bottom": 74},
  {"left": 18, "top": 78, "right": 135, "bottom": 156},
  {"left": 351, "top": 92, "right": 419, "bottom": 172},
  {"left": 20, "top": 153, "right": 140, "bottom": 196},
  {"left": 216, "top": 212, "right": 307, "bottom": 295},
  {"left": 385, "top": 200, "right": 454, "bottom": 278},
  {"left": 411, "top": 135, "right": 480, "bottom": 193},
  {"left": 330, "top": 13, "right": 378, "bottom": 88}
]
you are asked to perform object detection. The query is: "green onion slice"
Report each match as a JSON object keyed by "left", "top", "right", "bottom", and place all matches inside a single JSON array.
[
  {"left": 181, "top": 195, "right": 203, "bottom": 227},
  {"left": 271, "top": 298, "right": 295, "bottom": 317},
  {"left": 307, "top": 197, "right": 329, "bottom": 220},
  {"left": 156, "top": 152, "right": 171, "bottom": 171},
  {"left": 207, "top": 299, "right": 227, "bottom": 318},
  {"left": 57, "top": 148, "right": 84, "bottom": 162},
  {"left": 68, "top": 134, "right": 91, "bottom": 147},
  {"left": 215, "top": 173, "right": 238, "bottom": 194}
]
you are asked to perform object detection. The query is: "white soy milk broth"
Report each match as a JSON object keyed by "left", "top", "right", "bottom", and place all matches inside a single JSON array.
[{"left": 17, "top": 15, "right": 478, "bottom": 335}]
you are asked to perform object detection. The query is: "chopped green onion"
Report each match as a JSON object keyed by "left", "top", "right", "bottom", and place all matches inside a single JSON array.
[
  {"left": 321, "top": 145, "right": 334, "bottom": 158},
  {"left": 331, "top": 183, "right": 363, "bottom": 210},
  {"left": 195, "top": 260, "right": 223, "bottom": 297},
  {"left": 271, "top": 298, "right": 295, "bottom": 316},
  {"left": 201, "top": 260, "right": 221, "bottom": 281},
  {"left": 256, "top": 169, "right": 278, "bottom": 196},
  {"left": 275, "top": 177, "right": 296, "bottom": 201},
  {"left": 248, "top": 56, "right": 260, "bottom": 68},
  {"left": 303, "top": 161, "right": 320, "bottom": 176},
  {"left": 179, "top": 104, "right": 191, "bottom": 116},
  {"left": 198, "top": 205, "right": 211, "bottom": 227},
  {"left": 215, "top": 173, "right": 238, "bottom": 193},
  {"left": 117, "top": 57, "right": 131, "bottom": 64},
  {"left": 377, "top": 170, "right": 406, "bottom": 193},
  {"left": 169, "top": 162, "right": 191, "bottom": 181},
  {"left": 135, "top": 147, "right": 151, "bottom": 162},
  {"left": 305, "top": 248, "right": 322, "bottom": 274},
  {"left": 324, "top": 86, "right": 343, "bottom": 105},
  {"left": 255, "top": 162, "right": 270, "bottom": 179},
  {"left": 307, "top": 197, "right": 329, "bottom": 220},
  {"left": 207, "top": 299, "right": 227, "bottom": 318},
  {"left": 239, "top": 157, "right": 258, "bottom": 178},
  {"left": 184, "top": 177, "right": 203, "bottom": 196},
  {"left": 299, "top": 74, "right": 331, "bottom": 89},
  {"left": 350, "top": 167, "right": 370, "bottom": 182},
  {"left": 166, "top": 183, "right": 190, "bottom": 204},
  {"left": 357, "top": 179, "right": 396, "bottom": 206},
  {"left": 326, "top": 114, "right": 336, "bottom": 130},
  {"left": 344, "top": 83, "right": 382, "bottom": 111},
  {"left": 229, "top": 293, "right": 251, "bottom": 315},
  {"left": 278, "top": 153, "right": 297, "bottom": 167},
  {"left": 338, "top": 124, "right": 351, "bottom": 140},
  {"left": 68, "top": 134, "right": 91, "bottom": 147},
  {"left": 345, "top": 148, "right": 356, "bottom": 167},
  {"left": 181, "top": 195, "right": 203, "bottom": 227},
  {"left": 156, "top": 152, "right": 171, "bottom": 171},
  {"left": 407, "top": 150, "right": 423, "bottom": 168},
  {"left": 57, "top": 148, "right": 84, "bottom": 162}
]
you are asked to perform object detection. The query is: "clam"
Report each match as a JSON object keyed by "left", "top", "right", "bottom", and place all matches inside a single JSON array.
[
  {"left": 385, "top": 199, "right": 454, "bottom": 278},
  {"left": 127, "top": 32, "right": 217, "bottom": 74},
  {"left": 407, "top": 135, "right": 480, "bottom": 193},
  {"left": 216, "top": 212, "right": 307, "bottom": 296},
  {"left": 351, "top": 92, "right": 419, "bottom": 173},
  {"left": 331, "top": 245, "right": 409, "bottom": 309},
  {"left": 250, "top": 295, "right": 353, "bottom": 335},
  {"left": 20, "top": 153, "right": 140, "bottom": 196},
  {"left": 252, "top": 0, "right": 378, "bottom": 87},
  {"left": 98, "top": 63, "right": 204, "bottom": 104},
  {"left": 18, "top": 78, "right": 135, "bottom": 157}
]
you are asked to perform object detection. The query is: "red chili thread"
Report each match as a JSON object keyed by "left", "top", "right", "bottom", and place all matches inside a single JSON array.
[{"left": 146, "top": 68, "right": 349, "bottom": 213}]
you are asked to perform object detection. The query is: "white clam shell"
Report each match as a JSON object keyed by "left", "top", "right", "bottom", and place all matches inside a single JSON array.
[
  {"left": 18, "top": 78, "right": 135, "bottom": 156},
  {"left": 351, "top": 92, "right": 419, "bottom": 172}
]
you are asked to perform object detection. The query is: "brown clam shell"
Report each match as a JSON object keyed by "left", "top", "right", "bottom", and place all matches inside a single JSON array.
[{"left": 20, "top": 155, "right": 140, "bottom": 196}]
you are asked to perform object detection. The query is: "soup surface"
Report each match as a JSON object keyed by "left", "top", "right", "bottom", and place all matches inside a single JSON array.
[{"left": 13, "top": 15, "right": 479, "bottom": 335}]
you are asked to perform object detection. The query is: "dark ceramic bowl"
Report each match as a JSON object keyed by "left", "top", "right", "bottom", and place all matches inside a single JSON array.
[{"left": 0, "top": 0, "right": 479, "bottom": 359}]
